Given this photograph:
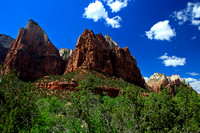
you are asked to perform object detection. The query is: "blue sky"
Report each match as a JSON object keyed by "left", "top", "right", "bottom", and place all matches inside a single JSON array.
[{"left": 0, "top": 0, "right": 200, "bottom": 93}]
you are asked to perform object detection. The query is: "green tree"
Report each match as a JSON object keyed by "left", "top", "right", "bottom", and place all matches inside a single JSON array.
[{"left": 0, "top": 72, "right": 39, "bottom": 132}]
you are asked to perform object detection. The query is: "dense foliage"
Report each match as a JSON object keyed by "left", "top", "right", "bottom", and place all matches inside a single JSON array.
[{"left": 0, "top": 68, "right": 200, "bottom": 132}]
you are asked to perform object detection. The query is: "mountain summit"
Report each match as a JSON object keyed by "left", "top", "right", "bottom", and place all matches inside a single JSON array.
[
  {"left": 3, "top": 19, "right": 65, "bottom": 81},
  {"left": 65, "top": 29, "right": 145, "bottom": 88}
]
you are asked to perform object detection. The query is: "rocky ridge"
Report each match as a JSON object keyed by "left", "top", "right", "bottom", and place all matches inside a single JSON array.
[{"left": 3, "top": 19, "right": 65, "bottom": 81}]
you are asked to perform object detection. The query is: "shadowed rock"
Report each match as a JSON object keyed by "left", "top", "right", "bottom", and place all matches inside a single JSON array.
[{"left": 0, "top": 34, "right": 14, "bottom": 63}]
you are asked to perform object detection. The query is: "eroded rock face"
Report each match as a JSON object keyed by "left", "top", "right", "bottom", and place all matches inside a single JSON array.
[
  {"left": 35, "top": 78, "right": 120, "bottom": 96},
  {"left": 0, "top": 34, "right": 14, "bottom": 63},
  {"left": 59, "top": 48, "right": 73, "bottom": 61},
  {"left": 146, "top": 73, "right": 183, "bottom": 97},
  {"left": 65, "top": 29, "right": 145, "bottom": 88},
  {"left": 3, "top": 19, "right": 65, "bottom": 81}
]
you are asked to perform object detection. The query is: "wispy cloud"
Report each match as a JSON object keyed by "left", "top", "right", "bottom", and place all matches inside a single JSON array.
[
  {"left": 184, "top": 77, "right": 200, "bottom": 93},
  {"left": 159, "top": 53, "right": 186, "bottom": 67},
  {"left": 146, "top": 20, "right": 176, "bottom": 41},
  {"left": 187, "top": 72, "right": 199, "bottom": 76},
  {"left": 173, "top": 2, "right": 200, "bottom": 30},
  {"left": 191, "top": 36, "right": 197, "bottom": 40}
]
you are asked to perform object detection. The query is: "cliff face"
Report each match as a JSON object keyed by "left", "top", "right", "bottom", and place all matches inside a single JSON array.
[
  {"left": 0, "top": 34, "right": 14, "bottom": 63},
  {"left": 65, "top": 29, "right": 145, "bottom": 88},
  {"left": 3, "top": 19, "right": 65, "bottom": 81},
  {"left": 146, "top": 73, "right": 184, "bottom": 97}
]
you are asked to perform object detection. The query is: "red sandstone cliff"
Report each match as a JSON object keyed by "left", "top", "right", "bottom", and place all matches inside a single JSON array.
[
  {"left": 3, "top": 19, "right": 65, "bottom": 81},
  {"left": 65, "top": 29, "right": 145, "bottom": 88}
]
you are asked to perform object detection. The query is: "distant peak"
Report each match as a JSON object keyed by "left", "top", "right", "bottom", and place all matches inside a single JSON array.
[
  {"left": 149, "top": 73, "right": 166, "bottom": 80},
  {"left": 25, "top": 19, "right": 39, "bottom": 29},
  {"left": 83, "top": 28, "right": 89, "bottom": 35},
  {"left": 105, "top": 34, "right": 110, "bottom": 38},
  {"left": 89, "top": 30, "right": 94, "bottom": 34},
  {"left": 148, "top": 73, "right": 182, "bottom": 82}
]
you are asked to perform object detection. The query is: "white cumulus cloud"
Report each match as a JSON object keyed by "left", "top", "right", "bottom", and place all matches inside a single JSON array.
[
  {"left": 83, "top": 1, "right": 108, "bottom": 22},
  {"left": 184, "top": 77, "right": 200, "bottom": 93},
  {"left": 187, "top": 72, "right": 200, "bottom": 76},
  {"left": 159, "top": 53, "right": 186, "bottom": 67},
  {"left": 145, "top": 20, "right": 176, "bottom": 41},
  {"left": 83, "top": 0, "right": 122, "bottom": 28},
  {"left": 105, "top": 0, "right": 128, "bottom": 13},
  {"left": 173, "top": 2, "right": 200, "bottom": 30}
]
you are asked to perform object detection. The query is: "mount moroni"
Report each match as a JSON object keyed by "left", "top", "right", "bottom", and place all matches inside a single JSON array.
[{"left": 0, "top": 19, "right": 199, "bottom": 132}]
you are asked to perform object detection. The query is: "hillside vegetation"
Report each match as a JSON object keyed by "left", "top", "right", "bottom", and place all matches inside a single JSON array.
[
  {"left": 36, "top": 69, "right": 148, "bottom": 93},
  {"left": 0, "top": 66, "right": 200, "bottom": 132}
]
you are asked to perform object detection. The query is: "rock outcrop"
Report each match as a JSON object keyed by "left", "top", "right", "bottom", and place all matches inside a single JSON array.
[
  {"left": 35, "top": 78, "right": 78, "bottom": 91},
  {"left": 65, "top": 29, "right": 145, "bottom": 88},
  {"left": 35, "top": 78, "right": 120, "bottom": 96},
  {"left": 59, "top": 48, "right": 73, "bottom": 61},
  {"left": 3, "top": 19, "right": 65, "bottom": 81},
  {"left": 0, "top": 34, "right": 14, "bottom": 63},
  {"left": 146, "top": 73, "right": 183, "bottom": 97}
]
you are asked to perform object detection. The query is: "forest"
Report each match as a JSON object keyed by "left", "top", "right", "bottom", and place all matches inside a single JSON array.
[{"left": 0, "top": 66, "right": 200, "bottom": 133}]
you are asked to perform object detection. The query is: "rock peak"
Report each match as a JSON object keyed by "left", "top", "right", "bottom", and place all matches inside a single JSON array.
[
  {"left": 104, "top": 34, "right": 119, "bottom": 49},
  {"left": 65, "top": 29, "right": 145, "bottom": 88},
  {"left": 3, "top": 20, "right": 65, "bottom": 81},
  {"left": 83, "top": 28, "right": 89, "bottom": 35},
  {"left": 25, "top": 19, "right": 39, "bottom": 29},
  {"left": 149, "top": 72, "right": 166, "bottom": 80}
]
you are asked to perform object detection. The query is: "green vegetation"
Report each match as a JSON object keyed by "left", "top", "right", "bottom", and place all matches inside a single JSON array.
[
  {"left": 36, "top": 69, "right": 148, "bottom": 93},
  {"left": 0, "top": 67, "right": 200, "bottom": 132}
]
